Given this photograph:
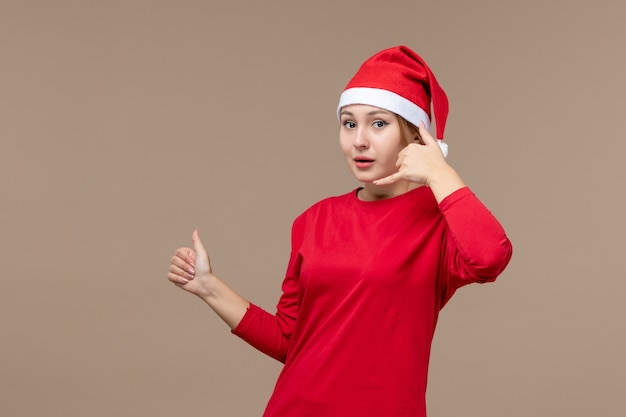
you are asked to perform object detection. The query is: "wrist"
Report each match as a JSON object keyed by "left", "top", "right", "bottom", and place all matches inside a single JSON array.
[
  {"left": 427, "top": 166, "right": 466, "bottom": 203},
  {"left": 196, "top": 273, "right": 221, "bottom": 301}
]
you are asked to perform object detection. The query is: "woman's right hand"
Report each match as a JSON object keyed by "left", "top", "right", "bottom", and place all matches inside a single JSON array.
[
  {"left": 167, "top": 229, "right": 250, "bottom": 330},
  {"left": 167, "top": 229, "right": 216, "bottom": 299}
]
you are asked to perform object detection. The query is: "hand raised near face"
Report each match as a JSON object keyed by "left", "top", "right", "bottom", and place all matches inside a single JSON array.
[
  {"left": 373, "top": 122, "right": 449, "bottom": 187},
  {"left": 375, "top": 122, "right": 466, "bottom": 203}
]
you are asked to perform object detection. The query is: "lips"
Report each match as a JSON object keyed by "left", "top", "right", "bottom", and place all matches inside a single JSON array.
[{"left": 353, "top": 156, "right": 374, "bottom": 169}]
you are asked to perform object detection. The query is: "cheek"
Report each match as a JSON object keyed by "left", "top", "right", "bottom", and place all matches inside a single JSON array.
[{"left": 376, "top": 138, "right": 403, "bottom": 160}]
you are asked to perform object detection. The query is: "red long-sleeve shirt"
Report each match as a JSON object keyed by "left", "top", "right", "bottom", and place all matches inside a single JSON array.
[{"left": 233, "top": 186, "right": 512, "bottom": 417}]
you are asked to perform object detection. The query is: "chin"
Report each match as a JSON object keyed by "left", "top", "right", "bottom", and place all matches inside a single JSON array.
[
  {"left": 351, "top": 168, "right": 392, "bottom": 183},
  {"left": 352, "top": 174, "right": 379, "bottom": 184}
]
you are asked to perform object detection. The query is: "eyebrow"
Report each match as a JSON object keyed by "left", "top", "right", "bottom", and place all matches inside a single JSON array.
[{"left": 340, "top": 109, "right": 393, "bottom": 117}]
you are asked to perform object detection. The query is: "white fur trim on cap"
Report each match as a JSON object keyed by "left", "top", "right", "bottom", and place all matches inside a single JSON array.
[{"left": 337, "top": 87, "right": 448, "bottom": 157}]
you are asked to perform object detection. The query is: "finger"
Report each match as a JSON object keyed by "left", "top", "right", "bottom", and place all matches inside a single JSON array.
[
  {"left": 169, "top": 263, "right": 194, "bottom": 280},
  {"left": 373, "top": 172, "right": 402, "bottom": 186},
  {"left": 171, "top": 253, "right": 195, "bottom": 275},
  {"left": 174, "top": 247, "right": 196, "bottom": 266},
  {"left": 167, "top": 271, "right": 189, "bottom": 285},
  {"left": 395, "top": 152, "right": 405, "bottom": 168}
]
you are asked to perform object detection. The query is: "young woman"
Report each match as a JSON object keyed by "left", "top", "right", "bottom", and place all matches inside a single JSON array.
[{"left": 167, "top": 45, "right": 513, "bottom": 417}]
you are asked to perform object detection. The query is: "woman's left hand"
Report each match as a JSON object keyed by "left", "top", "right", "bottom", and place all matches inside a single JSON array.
[
  {"left": 373, "top": 122, "right": 449, "bottom": 187},
  {"left": 374, "top": 122, "right": 466, "bottom": 203}
]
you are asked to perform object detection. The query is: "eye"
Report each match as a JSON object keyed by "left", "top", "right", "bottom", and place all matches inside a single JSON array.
[
  {"left": 343, "top": 121, "right": 356, "bottom": 129},
  {"left": 373, "top": 120, "right": 388, "bottom": 128}
]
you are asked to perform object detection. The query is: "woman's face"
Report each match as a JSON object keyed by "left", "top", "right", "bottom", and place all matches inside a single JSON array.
[{"left": 339, "top": 104, "right": 405, "bottom": 185}]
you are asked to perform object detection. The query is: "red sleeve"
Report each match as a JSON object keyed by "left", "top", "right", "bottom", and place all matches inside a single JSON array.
[
  {"left": 438, "top": 187, "right": 513, "bottom": 302},
  {"left": 230, "top": 215, "right": 304, "bottom": 363}
]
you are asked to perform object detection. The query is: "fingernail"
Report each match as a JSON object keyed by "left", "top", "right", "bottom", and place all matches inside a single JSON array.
[{"left": 181, "top": 278, "right": 189, "bottom": 284}]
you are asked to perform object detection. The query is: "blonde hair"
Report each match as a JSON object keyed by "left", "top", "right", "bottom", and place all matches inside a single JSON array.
[{"left": 396, "top": 115, "right": 423, "bottom": 147}]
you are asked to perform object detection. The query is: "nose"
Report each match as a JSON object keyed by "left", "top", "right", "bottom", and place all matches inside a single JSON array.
[{"left": 353, "top": 128, "right": 369, "bottom": 149}]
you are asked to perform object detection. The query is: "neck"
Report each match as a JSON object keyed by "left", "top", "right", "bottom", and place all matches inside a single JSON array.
[{"left": 358, "top": 180, "right": 420, "bottom": 201}]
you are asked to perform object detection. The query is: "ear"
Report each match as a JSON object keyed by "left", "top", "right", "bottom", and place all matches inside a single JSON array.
[{"left": 413, "top": 129, "right": 424, "bottom": 145}]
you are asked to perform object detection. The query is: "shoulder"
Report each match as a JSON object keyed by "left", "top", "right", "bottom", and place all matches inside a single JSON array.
[{"left": 292, "top": 189, "right": 357, "bottom": 227}]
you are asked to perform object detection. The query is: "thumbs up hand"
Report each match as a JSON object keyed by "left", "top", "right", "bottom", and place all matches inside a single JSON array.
[{"left": 167, "top": 229, "right": 216, "bottom": 299}]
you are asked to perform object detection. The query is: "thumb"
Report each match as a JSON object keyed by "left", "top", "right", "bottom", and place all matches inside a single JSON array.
[
  {"left": 191, "top": 228, "right": 211, "bottom": 273},
  {"left": 419, "top": 122, "right": 447, "bottom": 157},
  {"left": 418, "top": 122, "right": 437, "bottom": 146},
  {"left": 191, "top": 228, "right": 206, "bottom": 256}
]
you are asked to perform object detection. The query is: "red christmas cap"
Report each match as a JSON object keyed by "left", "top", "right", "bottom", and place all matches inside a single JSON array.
[{"left": 337, "top": 45, "right": 449, "bottom": 156}]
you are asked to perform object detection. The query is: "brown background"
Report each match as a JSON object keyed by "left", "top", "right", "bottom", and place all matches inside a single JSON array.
[{"left": 1, "top": 1, "right": 624, "bottom": 416}]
